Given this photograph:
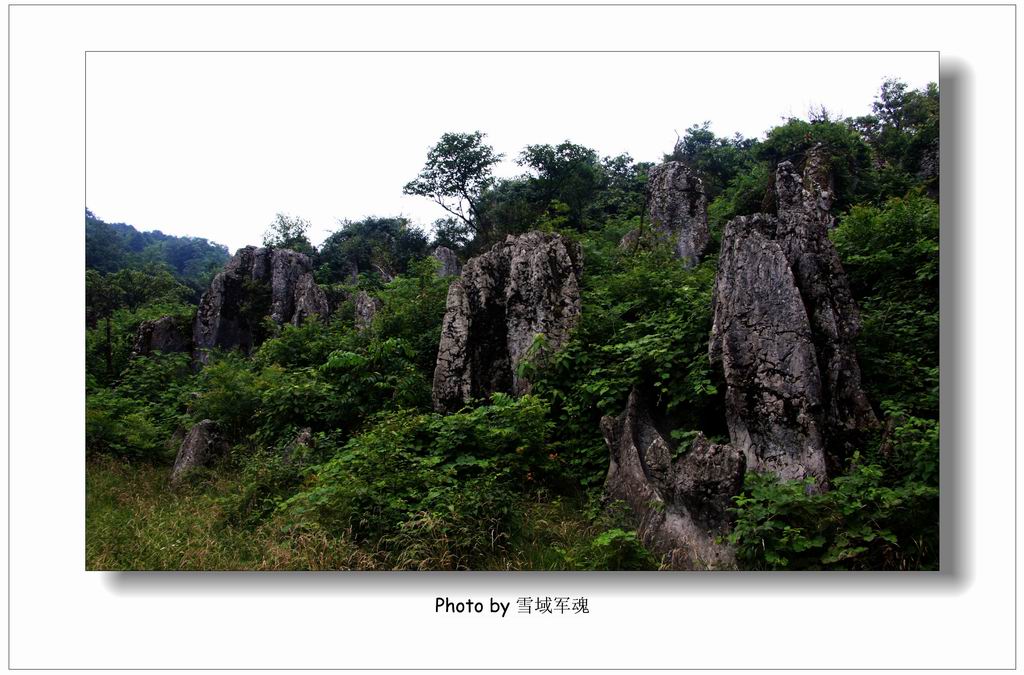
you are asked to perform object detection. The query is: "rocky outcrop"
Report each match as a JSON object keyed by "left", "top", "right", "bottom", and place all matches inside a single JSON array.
[
  {"left": 353, "top": 291, "right": 381, "bottom": 331},
  {"left": 170, "top": 420, "right": 225, "bottom": 485},
  {"left": 432, "top": 232, "right": 582, "bottom": 412},
  {"left": 282, "top": 427, "right": 313, "bottom": 465},
  {"left": 132, "top": 316, "right": 191, "bottom": 357},
  {"left": 601, "top": 389, "right": 745, "bottom": 570},
  {"left": 193, "top": 247, "right": 329, "bottom": 362},
  {"left": 341, "top": 259, "right": 360, "bottom": 285},
  {"left": 432, "top": 246, "right": 462, "bottom": 277},
  {"left": 919, "top": 139, "right": 939, "bottom": 188},
  {"left": 709, "top": 145, "right": 877, "bottom": 487},
  {"left": 646, "top": 162, "right": 710, "bottom": 266}
]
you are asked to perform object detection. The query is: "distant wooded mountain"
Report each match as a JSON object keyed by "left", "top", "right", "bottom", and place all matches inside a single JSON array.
[{"left": 85, "top": 209, "right": 230, "bottom": 293}]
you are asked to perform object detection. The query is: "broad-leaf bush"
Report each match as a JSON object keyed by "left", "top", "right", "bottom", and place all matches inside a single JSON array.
[{"left": 279, "top": 395, "right": 550, "bottom": 568}]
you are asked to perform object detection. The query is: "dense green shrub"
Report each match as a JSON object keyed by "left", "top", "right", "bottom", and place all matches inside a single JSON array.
[
  {"left": 189, "top": 353, "right": 263, "bottom": 441},
  {"left": 279, "top": 395, "right": 550, "bottom": 568},
  {"left": 85, "top": 301, "right": 194, "bottom": 385},
  {"left": 86, "top": 389, "right": 168, "bottom": 461},
  {"left": 558, "top": 528, "right": 659, "bottom": 571},
  {"left": 832, "top": 192, "right": 939, "bottom": 416},
  {"left": 527, "top": 237, "right": 725, "bottom": 488},
  {"left": 252, "top": 317, "right": 354, "bottom": 370},
  {"left": 729, "top": 461, "right": 938, "bottom": 571},
  {"left": 370, "top": 258, "right": 454, "bottom": 374}
]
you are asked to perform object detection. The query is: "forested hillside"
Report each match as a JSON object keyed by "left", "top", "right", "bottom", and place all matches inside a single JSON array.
[
  {"left": 86, "top": 79, "right": 939, "bottom": 570},
  {"left": 86, "top": 211, "right": 230, "bottom": 289}
]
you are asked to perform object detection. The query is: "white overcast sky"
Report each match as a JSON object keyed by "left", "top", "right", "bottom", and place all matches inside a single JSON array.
[{"left": 86, "top": 52, "right": 937, "bottom": 253}]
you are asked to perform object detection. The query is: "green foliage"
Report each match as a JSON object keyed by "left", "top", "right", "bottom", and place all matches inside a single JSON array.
[
  {"left": 189, "top": 353, "right": 263, "bottom": 441},
  {"left": 85, "top": 300, "right": 195, "bottom": 386},
  {"left": 253, "top": 317, "right": 354, "bottom": 370},
  {"left": 474, "top": 177, "right": 548, "bottom": 245},
  {"left": 370, "top": 258, "right": 455, "bottom": 373},
  {"left": 431, "top": 216, "right": 475, "bottom": 252},
  {"left": 279, "top": 395, "right": 550, "bottom": 568},
  {"left": 86, "top": 209, "right": 229, "bottom": 295},
  {"left": 558, "top": 527, "right": 658, "bottom": 571},
  {"left": 594, "top": 154, "right": 651, "bottom": 222},
  {"left": 117, "top": 351, "right": 194, "bottom": 428},
  {"left": 832, "top": 193, "right": 939, "bottom": 416},
  {"left": 404, "top": 131, "right": 504, "bottom": 236},
  {"left": 86, "top": 389, "right": 170, "bottom": 461},
  {"left": 317, "top": 216, "right": 429, "bottom": 282},
  {"left": 707, "top": 163, "right": 773, "bottom": 236},
  {"left": 528, "top": 233, "right": 724, "bottom": 487},
  {"left": 729, "top": 460, "right": 938, "bottom": 570},
  {"left": 872, "top": 407, "right": 940, "bottom": 487},
  {"left": 666, "top": 122, "right": 757, "bottom": 199},
  {"left": 518, "top": 141, "right": 604, "bottom": 231},
  {"left": 192, "top": 332, "right": 430, "bottom": 449},
  {"left": 220, "top": 435, "right": 325, "bottom": 529},
  {"left": 263, "top": 213, "right": 315, "bottom": 256},
  {"left": 852, "top": 79, "right": 939, "bottom": 196}
]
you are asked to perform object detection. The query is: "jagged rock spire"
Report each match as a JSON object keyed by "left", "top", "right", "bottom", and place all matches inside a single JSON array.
[
  {"left": 193, "top": 246, "right": 329, "bottom": 362},
  {"left": 432, "top": 232, "right": 582, "bottom": 412},
  {"left": 709, "top": 145, "right": 877, "bottom": 487},
  {"left": 645, "top": 161, "right": 710, "bottom": 266},
  {"left": 601, "top": 388, "right": 745, "bottom": 569}
]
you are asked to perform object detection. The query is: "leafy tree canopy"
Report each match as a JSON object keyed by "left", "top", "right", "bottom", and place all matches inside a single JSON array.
[
  {"left": 86, "top": 209, "right": 230, "bottom": 296},
  {"left": 317, "top": 216, "right": 429, "bottom": 283},
  {"left": 263, "top": 213, "right": 315, "bottom": 256},
  {"left": 403, "top": 131, "right": 504, "bottom": 235}
]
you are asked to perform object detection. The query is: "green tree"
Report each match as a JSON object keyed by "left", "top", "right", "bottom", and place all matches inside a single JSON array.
[
  {"left": 518, "top": 141, "right": 604, "bottom": 231},
  {"left": 594, "top": 153, "right": 651, "bottom": 220},
  {"left": 317, "top": 216, "right": 429, "bottom": 282},
  {"left": 831, "top": 192, "right": 939, "bottom": 415},
  {"left": 666, "top": 123, "right": 757, "bottom": 199},
  {"left": 86, "top": 270, "right": 125, "bottom": 380},
  {"left": 851, "top": 79, "right": 939, "bottom": 198},
  {"left": 86, "top": 209, "right": 229, "bottom": 295},
  {"left": 263, "top": 213, "right": 315, "bottom": 255},
  {"left": 404, "top": 131, "right": 504, "bottom": 236},
  {"left": 430, "top": 217, "right": 475, "bottom": 252}
]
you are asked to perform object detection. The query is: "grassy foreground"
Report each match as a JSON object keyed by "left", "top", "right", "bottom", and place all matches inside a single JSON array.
[{"left": 86, "top": 456, "right": 659, "bottom": 571}]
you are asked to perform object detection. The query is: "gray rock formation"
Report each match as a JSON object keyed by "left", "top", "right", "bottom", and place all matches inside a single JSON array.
[
  {"left": 918, "top": 138, "right": 939, "bottom": 198},
  {"left": 132, "top": 316, "right": 191, "bottom": 357},
  {"left": 601, "top": 389, "right": 745, "bottom": 570},
  {"left": 193, "top": 247, "right": 329, "bottom": 362},
  {"left": 282, "top": 427, "right": 313, "bottom": 465},
  {"left": 170, "top": 420, "right": 224, "bottom": 485},
  {"left": 646, "top": 161, "right": 710, "bottom": 266},
  {"left": 353, "top": 291, "right": 381, "bottom": 331},
  {"left": 432, "top": 246, "right": 462, "bottom": 277},
  {"left": 709, "top": 146, "right": 877, "bottom": 487},
  {"left": 341, "top": 259, "right": 360, "bottom": 285},
  {"left": 617, "top": 227, "right": 642, "bottom": 252},
  {"left": 432, "top": 232, "right": 582, "bottom": 412},
  {"left": 372, "top": 263, "right": 394, "bottom": 283}
]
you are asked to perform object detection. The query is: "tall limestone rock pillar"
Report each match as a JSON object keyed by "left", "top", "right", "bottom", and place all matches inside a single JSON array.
[
  {"left": 709, "top": 145, "right": 877, "bottom": 487},
  {"left": 646, "top": 162, "right": 710, "bottom": 266},
  {"left": 432, "top": 246, "right": 462, "bottom": 277},
  {"left": 193, "top": 246, "right": 329, "bottom": 363},
  {"left": 432, "top": 232, "right": 582, "bottom": 413}
]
